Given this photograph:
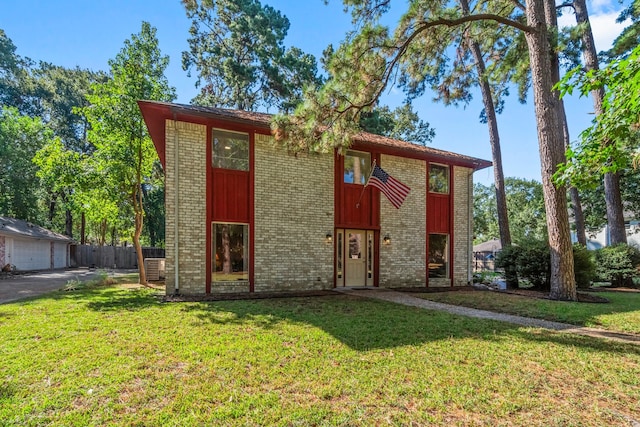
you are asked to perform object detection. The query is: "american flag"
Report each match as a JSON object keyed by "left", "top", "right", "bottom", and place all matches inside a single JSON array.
[{"left": 367, "top": 164, "right": 411, "bottom": 209}]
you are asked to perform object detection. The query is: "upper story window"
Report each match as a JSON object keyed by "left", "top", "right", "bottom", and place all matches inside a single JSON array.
[
  {"left": 212, "top": 129, "right": 249, "bottom": 171},
  {"left": 344, "top": 150, "right": 371, "bottom": 185},
  {"left": 429, "top": 164, "right": 449, "bottom": 194}
]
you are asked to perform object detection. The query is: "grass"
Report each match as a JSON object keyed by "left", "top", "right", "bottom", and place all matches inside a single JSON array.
[
  {"left": 415, "top": 289, "right": 640, "bottom": 335},
  {"left": 1, "top": 282, "right": 639, "bottom": 426}
]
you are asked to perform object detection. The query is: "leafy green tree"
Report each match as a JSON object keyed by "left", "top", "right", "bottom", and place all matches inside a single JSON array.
[
  {"left": 0, "top": 107, "right": 52, "bottom": 222},
  {"left": 34, "top": 64, "right": 104, "bottom": 153},
  {"left": 558, "top": 0, "right": 626, "bottom": 246},
  {"left": 0, "top": 29, "right": 36, "bottom": 114},
  {"left": 274, "top": 0, "right": 577, "bottom": 300},
  {"left": 32, "top": 64, "right": 104, "bottom": 236},
  {"left": 81, "top": 22, "right": 175, "bottom": 284},
  {"left": 557, "top": 45, "right": 640, "bottom": 191},
  {"left": 32, "top": 138, "right": 83, "bottom": 234},
  {"left": 142, "top": 162, "right": 165, "bottom": 247},
  {"left": 182, "top": 0, "right": 322, "bottom": 112},
  {"left": 359, "top": 103, "right": 435, "bottom": 145},
  {"left": 604, "top": 0, "right": 640, "bottom": 60},
  {"left": 473, "top": 182, "right": 498, "bottom": 243},
  {"left": 575, "top": 169, "right": 640, "bottom": 236},
  {"left": 474, "top": 178, "right": 546, "bottom": 244}
]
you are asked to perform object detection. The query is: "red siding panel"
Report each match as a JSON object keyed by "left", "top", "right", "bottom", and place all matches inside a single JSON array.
[
  {"left": 342, "top": 185, "right": 375, "bottom": 227},
  {"left": 427, "top": 194, "right": 450, "bottom": 233},
  {"left": 212, "top": 169, "right": 250, "bottom": 223}
]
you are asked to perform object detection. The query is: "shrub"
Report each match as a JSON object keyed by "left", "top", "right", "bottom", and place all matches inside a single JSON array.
[
  {"left": 572, "top": 244, "right": 595, "bottom": 289},
  {"left": 496, "top": 240, "right": 596, "bottom": 290},
  {"left": 594, "top": 244, "right": 640, "bottom": 287},
  {"left": 496, "top": 239, "right": 550, "bottom": 290}
]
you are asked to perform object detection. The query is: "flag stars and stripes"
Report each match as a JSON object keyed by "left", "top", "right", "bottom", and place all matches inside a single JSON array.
[{"left": 367, "top": 164, "right": 411, "bottom": 209}]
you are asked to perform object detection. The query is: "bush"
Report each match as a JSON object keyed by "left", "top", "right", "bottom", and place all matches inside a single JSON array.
[
  {"left": 572, "top": 244, "right": 595, "bottom": 289},
  {"left": 496, "top": 240, "right": 596, "bottom": 290},
  {"left": 594, "top": 244, "right": 640, "bottom": 287},
  {"left": 496, "top": 239, "right": 550, "bottom": 290}
]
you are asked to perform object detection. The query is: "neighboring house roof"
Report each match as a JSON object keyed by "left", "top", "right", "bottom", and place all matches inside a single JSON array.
[
  {"left": 138, "top": 100, "right": 493, "bottom": 171},
  {"left": 473, "top": 238, "right": 502, "bottom": 253},
  {"left": 0, "top": 216, "right": 73, "bottom": 242}
]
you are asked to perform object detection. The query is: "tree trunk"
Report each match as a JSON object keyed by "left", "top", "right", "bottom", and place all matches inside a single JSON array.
[
  {"left": 605, "top": 171, "right": 627, "bottom": 244},
  {"left": 561, "top": 100, "right": 587, "bottom": 245},
  {"left": 81, "top": 212, "right": 86, "bottom": 245},
  {"left": 542, "top": 0, "right": 588, "bottom": 247},
  {"left": 100, "top": 219, "right": 107, "bottom": 246},
  {"left": 569, "top": 187, "right": 587, "bottom": 244},
  {"left": 525, "top": 0, "right": 576, "bottom": 300},
  {"left": 133, "top": 181, "right": 147, "bottom": 285},
  {"left": 48, "top": 193, "right": 57, "bottom": 223},
  {"left": 133, "top": 208, "right": 146, "bottom": 285},
  {"left": 573, "top": 0, "right": 627, "bottom": 245},
  {"left": 459, "top": 0, "right": 515, "bottom": 286},
  {"left": 133, "top": 131, "right": 147, "bottom": 285},
  {"left": 222, "top": 224, "right": 232, "bottom": 274},
  {"left": 65, "top": 209, "right": 73, "bottom": 238}
]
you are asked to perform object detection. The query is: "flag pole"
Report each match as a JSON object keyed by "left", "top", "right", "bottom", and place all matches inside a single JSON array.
[{"left": 356, "top": 159, "right": 376, "bottom": 208}]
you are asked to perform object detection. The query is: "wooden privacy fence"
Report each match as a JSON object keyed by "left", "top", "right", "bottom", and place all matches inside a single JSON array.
[{"left": 70, "top": 245, "right": 165, "bottom": 269}]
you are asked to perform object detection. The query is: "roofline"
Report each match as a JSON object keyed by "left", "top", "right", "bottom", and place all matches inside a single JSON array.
[
  {"left": 0, "top": 229, "right": 73, "bottom": 242},
  {"left": 138, "top": 100, "right": 492, "bottom": 171}
]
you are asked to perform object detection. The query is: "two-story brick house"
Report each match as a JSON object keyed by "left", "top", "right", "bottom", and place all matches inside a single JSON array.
[{"left": 138, "top": 100, "right": 491, "bottom": 295}]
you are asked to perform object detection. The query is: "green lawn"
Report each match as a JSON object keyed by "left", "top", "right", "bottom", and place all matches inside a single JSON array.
[
  {"left": 1, "top": 283, "right": 639, "bottom": 426},
  {"left": 415, "top": 289, "right": 640, "bottom": 334}
]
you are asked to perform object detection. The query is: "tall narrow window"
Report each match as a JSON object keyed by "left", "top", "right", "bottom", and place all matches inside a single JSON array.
[
  {"left": 336, "top": 230, "right": 344, "bottom": 283},
  {"left": 428, "top": 234, "right": 448, "bottom": 278},
  {"left": 429, "top": 164, "right": 449, "bottom": 194},
  {"left": 344, "top": 150, "right": 371, "bottom": 184},
  {"left": 212, "top": 129, "right": 249, "bottom": 170},
  {"left": 212, "top": 223, "right": 248, "bottom": 282},
  {"left": 367, "top": 231, "right": 373, "bottom": 280}
]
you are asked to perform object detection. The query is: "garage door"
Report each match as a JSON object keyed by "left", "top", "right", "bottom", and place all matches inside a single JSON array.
[
  {"left": 53, "top": 242, "right": 68, "bottom": 268},
  {"left": 12, "top": 238, "right": 50, "bottom": 270}
]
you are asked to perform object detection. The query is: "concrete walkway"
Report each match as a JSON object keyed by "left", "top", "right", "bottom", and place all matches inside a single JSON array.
[{"left": 336, "top": 288, "right": 640, "bottom": 346}]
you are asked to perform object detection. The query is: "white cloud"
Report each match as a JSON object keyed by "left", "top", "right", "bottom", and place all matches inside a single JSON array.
[
  {"left": 589, "top": 12, "right": 630, "bottom": 51},
  {"left": 557, "top": 6, "right": 630, "bottom": 52},
  {"left": 589, "top": 0, "right": 617, "bottom": 14}
]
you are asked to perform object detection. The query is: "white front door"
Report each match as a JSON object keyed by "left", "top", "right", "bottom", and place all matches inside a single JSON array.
[{"left": 345, "top": 230, "right": 367, "bottom": 286}]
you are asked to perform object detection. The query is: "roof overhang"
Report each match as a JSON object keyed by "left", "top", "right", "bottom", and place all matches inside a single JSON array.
[{"left": 138, "top": 100, "right": 492, "bottom": 171}]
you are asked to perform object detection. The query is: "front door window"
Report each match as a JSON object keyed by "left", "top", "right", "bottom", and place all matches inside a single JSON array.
[{"left": 336, "top": 229, "right": 374, "bottom": 287}]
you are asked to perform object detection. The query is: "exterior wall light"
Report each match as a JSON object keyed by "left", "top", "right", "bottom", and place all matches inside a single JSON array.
[
  {"left": 383, "top": 234, "right": 391, "bottom": 245},
  {"left": 326, "top": 232, "right": 333, "bottom": 244}
]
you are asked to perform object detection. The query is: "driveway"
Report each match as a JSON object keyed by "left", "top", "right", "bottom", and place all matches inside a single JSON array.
[{"left": 0, "top": 268, "right": 136, "bottom": 304}]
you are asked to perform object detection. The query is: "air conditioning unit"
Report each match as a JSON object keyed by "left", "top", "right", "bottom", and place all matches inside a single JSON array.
[{"left": 145, "top": 258, "right": 165, "bottom": 281}]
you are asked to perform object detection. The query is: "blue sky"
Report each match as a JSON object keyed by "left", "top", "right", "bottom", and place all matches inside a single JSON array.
[{"left": 2, "top": 0, "right": 631, "bottom": 185}]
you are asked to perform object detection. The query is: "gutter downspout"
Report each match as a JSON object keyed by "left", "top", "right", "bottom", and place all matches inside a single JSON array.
[
  {"left": 173, "top": 115, "right": 180, "bottom": 294},
  {"left": 468, "top": 169, "right": 474, "bottom": 285}
]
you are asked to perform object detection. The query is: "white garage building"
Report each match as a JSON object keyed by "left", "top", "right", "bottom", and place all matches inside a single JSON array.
[{"left": 0, "top": 217, "right": 72, "bottom": 271}]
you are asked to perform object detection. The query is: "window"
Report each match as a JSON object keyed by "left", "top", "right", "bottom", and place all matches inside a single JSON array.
[
  {"left": 336, "top": 230, "right": 343, "bottom": 281},
  {"left": 344, "top": 150, "right": 371, "bottom": 184},
  {"left": 429, "top": 164, "right": 449, "bottom": 194},
  {"left": 428, "top": 234, "right": 448, "bottom": 278},
  {"left": 212, "top": 129, "right": 249, "bottom": 170},
  {"left": 212, "top": 223, "right": 248, "bottom": 282}
]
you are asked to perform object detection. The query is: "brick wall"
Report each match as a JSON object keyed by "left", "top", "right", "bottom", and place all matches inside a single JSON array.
[
  {"left": 161, "top": 118, "right": 474, "bottom": 295},
  {"left": 164, "top": 120, "right": 207, "bottom": 295},
  {"left": 453, "top": 166, "right": 473, "bottom": 286},
  {"left": 253, "top": 134, "right": 334, "bottom": 291},
  {"left": 379, "top": 155, "right": 427, "bottom": 287}
]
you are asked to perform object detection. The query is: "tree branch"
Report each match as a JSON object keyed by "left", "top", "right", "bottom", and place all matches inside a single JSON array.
[
  {"left": 510, "top": 0, "right": 525, "bottom": 12},
  {"left": 556, "top": 2, "right": 575, "bottom": 12},
  {"left": 336, "top": 12, "right": 533, "bottom": 115}
]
